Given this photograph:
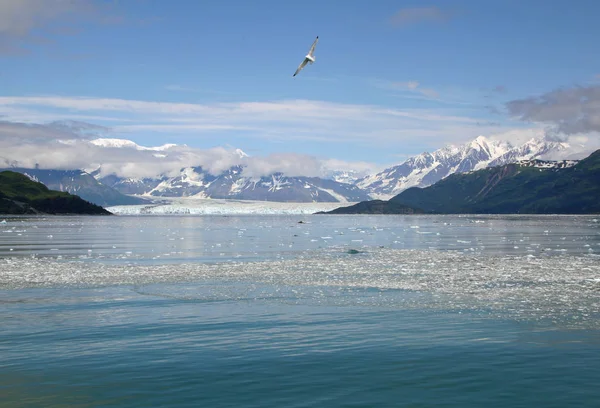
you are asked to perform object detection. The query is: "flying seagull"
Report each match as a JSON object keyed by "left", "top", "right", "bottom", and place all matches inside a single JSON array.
[{"left": 293, "top": 36, "right": 319, "bottom": 77}]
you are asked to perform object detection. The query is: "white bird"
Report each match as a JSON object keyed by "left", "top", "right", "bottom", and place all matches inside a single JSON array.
[{"left": 293, "top": 36, "right": 319, "bottom": 77}]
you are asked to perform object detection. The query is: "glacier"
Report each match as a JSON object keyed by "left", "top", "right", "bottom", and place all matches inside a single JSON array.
[{"left": 107, "top": 197, "right": 355, "bottom": 215}]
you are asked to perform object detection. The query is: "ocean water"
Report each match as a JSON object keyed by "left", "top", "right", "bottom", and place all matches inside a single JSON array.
[{"left": 1, "top": 214, "right": 599, "bottom": 407}]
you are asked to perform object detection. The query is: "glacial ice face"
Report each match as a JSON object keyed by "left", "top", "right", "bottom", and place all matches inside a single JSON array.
[{"left": 106, "top": 199, "right": 352, "bottom": 215}]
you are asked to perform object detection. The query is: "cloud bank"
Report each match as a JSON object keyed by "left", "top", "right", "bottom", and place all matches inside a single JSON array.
[
  {"left": 0, "top": 95, "right": 507, "bottom": 150},
  {"left": 506, "top": 85, "right": 600, "bottom": 137},
  {"left": 5, "top": 88, "right": 595, "bottom": 180},
  {"left": 0, "top": 120, "right": 381, "bottom": 179},
  {"left": 0, "top": 0, "right": 102, "bottom": 54}
]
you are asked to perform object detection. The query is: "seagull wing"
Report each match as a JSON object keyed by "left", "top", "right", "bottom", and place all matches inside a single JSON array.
[
  {"left": 307, "top": 36, "right": 319, "bottom": 57},
  {"left": 293, "top": 58, "right": 309, "bottom": 77}
]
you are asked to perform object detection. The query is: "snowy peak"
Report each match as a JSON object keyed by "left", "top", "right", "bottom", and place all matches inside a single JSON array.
[
  {"left": 404, "top": 152, "right": 434, "bottom": 168},
  {"left": 471, "top": 135, "right": 489, "bottom": 146},
  {"left": 467, "top": 136, "right": 511, "bottom": 158},
  {"left": 90, "top": 138, "right": 178, "bottom": 152},
  {"left": 91, "top": 138, "right": 141, "bottom": 149},
  {"left": 235, "top": 148, "right": 249, "bottom": 158},
  {"left": 154, "top": 143, "right": 178, "bottom": 151},
  {"left": 325, "top": 170, "right": 363, "bottom": 185},
  {"left": 488, "top": 138, "right": 568, "bottom": 167},
  {"left": 468, "top": 135, "right": 502, "bottom": 153},
  {"left": 358, "top": 135, "right": 570, "bottom": 199}
]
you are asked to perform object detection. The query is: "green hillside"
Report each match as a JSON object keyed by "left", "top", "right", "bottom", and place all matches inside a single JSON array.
[
  {"left": 0, "top": 168, "right": 148, "bottom": 207},
  {"left": 0, "top": 171, "right": 112, "bottom": 215}
]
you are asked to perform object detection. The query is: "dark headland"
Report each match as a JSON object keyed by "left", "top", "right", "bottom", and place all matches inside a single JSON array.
[{"left": 0, "top": 171, "right": 112, "bottom": 215}]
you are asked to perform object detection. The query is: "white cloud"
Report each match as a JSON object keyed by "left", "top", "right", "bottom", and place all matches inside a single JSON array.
[
  {"left": 0, "top": 0, "right": 90, "bottom": 35},
  {"left": 485, "top": 127, "right": 600, "bottom": 158},
  {"left": 0, "top": 0, "right": 99, "bottom": 54},
  {"left": 0, "top": 95, "right": 503, "bottom": 148},
  {"left": 242, "top": 153, "right": 323, "bottom": 178},
  {"left": 486, "top": 127, "right": 547, "bottom": 145},
  {"left": 396, "top": 81, "right": 420, "bottom": 90},
  {"left": 506, "top": 85, "right": 600, "bottom": 137},
  {"left": 2, "top": 103, "right": 594, "bottom": 181},
  {"left": 377, "top": 80, "right": 440, "bottom": 99},
  {"left": 320, "top": 158, "right": 385, "bottom": 176},
  {"left": 0, "top": 120, "right": 383, "bottom": 179}
]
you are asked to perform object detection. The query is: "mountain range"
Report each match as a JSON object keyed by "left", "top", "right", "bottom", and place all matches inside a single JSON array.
[
  {"left": 98, "top": 166, "right": 371, "bottom": 203},
  {"left": 356, "top": 136, "right": 571, "bottom": 199},
  {"left": 321, "top": 150, "right": 600, "bottom": 215},
  {"left": 1, "top": 134, "right": 588, "bottom": 207},
  {"left": 94, "top": 134, "right": 578, "bottom": 203}
]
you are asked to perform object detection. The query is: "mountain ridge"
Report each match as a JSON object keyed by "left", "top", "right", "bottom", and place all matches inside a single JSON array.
[
  {"left": 2, "top": 134, "right": 586, "bottom": 205},
  {"left": 99, "top": 166, "right": 371, "bottom": 203},
  {"left": 356, "top": 136, "right": 570, "bottom": 199},
  {"left": 319, "top": 149, "right": 600, "bottom": 215}
]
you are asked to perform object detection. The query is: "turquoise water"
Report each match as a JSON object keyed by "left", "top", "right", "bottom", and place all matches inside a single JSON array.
[{"left": 1, "top": 215, "right": 599, "bottom": 407}]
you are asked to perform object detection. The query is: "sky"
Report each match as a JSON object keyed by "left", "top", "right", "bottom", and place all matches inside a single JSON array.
[{"left": 1, "top": 0, "right": 600, "bottom": 178}]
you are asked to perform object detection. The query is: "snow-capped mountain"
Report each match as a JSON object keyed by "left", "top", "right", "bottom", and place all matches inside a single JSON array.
[
  {"left": 486, "top": 138, "right": 569, "bottom": 168},
  {"left": 326, "top": 170, "right": 363, "bottom": 185},
  {"left": 93, "top": 135, "right": 574, "bottom": 202},
  {"left": 99, "top": 165, "right": 371, "bottom": 203},
  {"left": 94, "top": 173, "right": 166, "bottom": 196},
  {"left": 356, "top": 136, "right": 570, "bottom": 199},
  {"left": 88, "top": 138, "right": 369, "bottom": 202},
  {"left": 11, "top": 134, "right": 578, "bottom": 206},
  {"left": 90, "top": 138, "right": 178, "bottom": 151}
]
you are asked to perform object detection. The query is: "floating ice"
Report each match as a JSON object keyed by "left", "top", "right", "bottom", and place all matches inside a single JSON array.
[{"left": 2, "top": 247, "right": 599, "bottom": 328}]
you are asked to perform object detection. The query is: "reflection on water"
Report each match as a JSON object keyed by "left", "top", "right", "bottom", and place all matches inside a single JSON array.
[{"left": 1, "top": 214, "right": 599, "bottom": 262}]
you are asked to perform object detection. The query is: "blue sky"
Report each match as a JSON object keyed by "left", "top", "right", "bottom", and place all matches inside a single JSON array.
[{"left": 1, "top": 0, "right": 599, "bottom": 174}]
